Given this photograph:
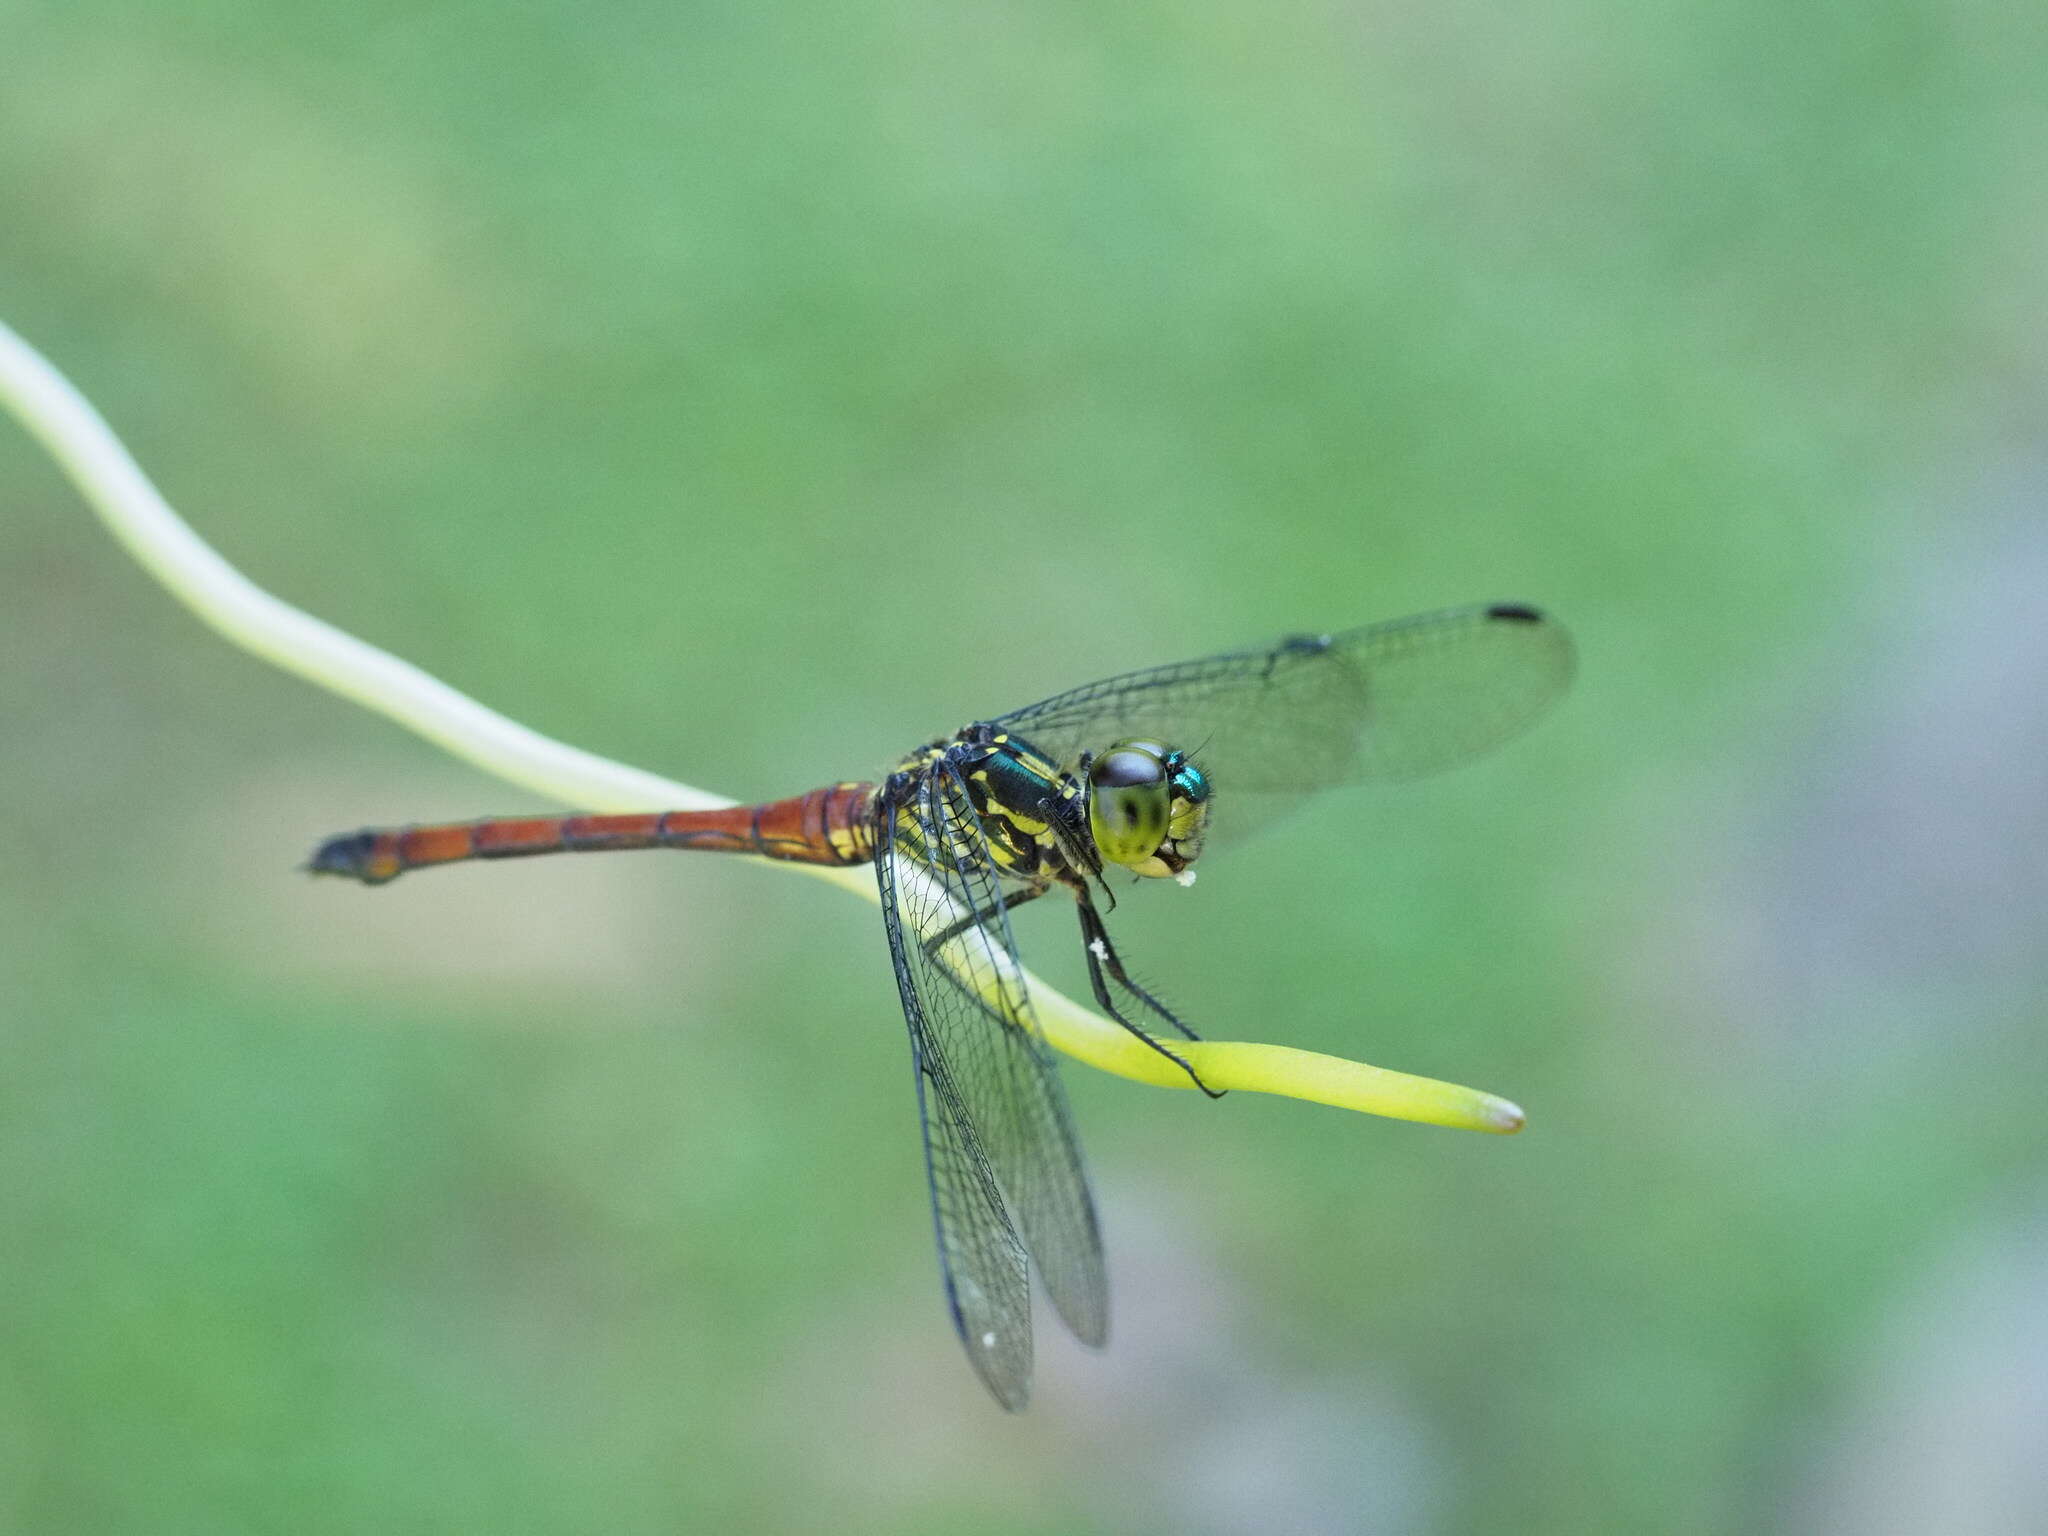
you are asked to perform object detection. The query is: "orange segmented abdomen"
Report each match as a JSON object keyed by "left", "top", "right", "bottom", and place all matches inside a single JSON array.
[{"left": 309, "top": 782, "right": 878, "bottom": 885}]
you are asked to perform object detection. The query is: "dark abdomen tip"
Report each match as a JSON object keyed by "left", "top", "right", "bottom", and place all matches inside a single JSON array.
[
  {"left": 1486, "top": 603, "right": 1545, "bottom": 624},
  {"left": 307, "top": 829, "right": 395, "bottom": 884}
]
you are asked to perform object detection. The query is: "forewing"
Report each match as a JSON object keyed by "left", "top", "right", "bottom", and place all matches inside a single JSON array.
[
  {"left": 995, "top": 604, "right": 1572, "bottom": 836},
  {"left": 876, "top": 768, "right": 1108, "bottom": 1409}
]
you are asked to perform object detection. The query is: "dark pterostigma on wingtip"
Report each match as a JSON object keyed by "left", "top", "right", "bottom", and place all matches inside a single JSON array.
[{"left": 1485, "top": 603, "right": 1545, "bottom": 624}]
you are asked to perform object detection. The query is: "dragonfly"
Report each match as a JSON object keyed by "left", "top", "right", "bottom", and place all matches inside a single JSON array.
[{"left": 310, "top": 601, "right": 1572, "bottom": 1408}]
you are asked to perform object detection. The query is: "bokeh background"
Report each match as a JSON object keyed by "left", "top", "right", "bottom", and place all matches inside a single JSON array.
[{"left": 5, "top": 2, "right": 2047, "bottom": 1532}]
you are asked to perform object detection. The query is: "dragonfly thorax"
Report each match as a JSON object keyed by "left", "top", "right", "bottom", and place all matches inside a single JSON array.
[
  {"left": 908, "top": 728, "right": 1209, "bottom": 888},
  {"left": 1086, "top": 739, "right": 1210, "bottom": 880}
]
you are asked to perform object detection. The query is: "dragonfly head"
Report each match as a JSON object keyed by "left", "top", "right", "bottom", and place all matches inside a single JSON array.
[{"left": 1086, "top": 739, "right": 1211, "bottom": 880}]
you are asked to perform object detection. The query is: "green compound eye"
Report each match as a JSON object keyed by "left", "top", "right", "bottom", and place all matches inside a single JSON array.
[{"left": 1088, "top": 742, "right": 1172, "bottom": 867}]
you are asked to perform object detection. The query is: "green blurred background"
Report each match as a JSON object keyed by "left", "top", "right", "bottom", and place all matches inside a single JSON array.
[{"left": 5, "top": 2, "right": 2046, "bottom": 1531}]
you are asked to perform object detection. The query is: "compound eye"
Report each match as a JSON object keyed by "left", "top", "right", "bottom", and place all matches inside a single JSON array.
[{"left": 1088, "top": 743, "right": 1171, "bottom": 867}]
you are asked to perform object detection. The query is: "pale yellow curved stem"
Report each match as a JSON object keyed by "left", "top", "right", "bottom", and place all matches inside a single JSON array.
[{"left": 0, "top": 316, "right": 1522, "bottom": 1134}]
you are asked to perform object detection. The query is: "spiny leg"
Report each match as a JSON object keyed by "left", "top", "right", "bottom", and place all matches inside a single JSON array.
[
  {"left": 916, "top": 873, "right": 1220, "bottom": 1096},
  {"left": 1065, "top": 879, "right": 1221, "bottom": 1098},
  {"left": 1076, "top": 899, "right": 1201, "bottom": 1042}
]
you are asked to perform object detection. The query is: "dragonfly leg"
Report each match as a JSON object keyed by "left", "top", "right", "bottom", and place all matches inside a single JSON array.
[
  {"left": 1066, "top": 881, "right": 1222, "bottom": 1098},
  {"left": 1035, "top": 791, "right": 1116, "bottom": 913},
  {"left": 918, "top": 883, "right": 1046, "bottom": 955},
  {"left": 1077, "top": 904, "right": 1202, "bottom": 1043}
]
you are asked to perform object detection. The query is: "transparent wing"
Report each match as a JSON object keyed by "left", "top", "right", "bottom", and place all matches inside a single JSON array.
[
  {"left": 994, "top": 602, "right": 1573, "bottom": 842},
  {"left": 875, "top": 765, "right": 1108, "bottom": 1410}
]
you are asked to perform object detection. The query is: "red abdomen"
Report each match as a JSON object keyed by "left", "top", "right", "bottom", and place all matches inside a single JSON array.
[{"left": 310, "top": 782, "right": 879, "bottom": 885}]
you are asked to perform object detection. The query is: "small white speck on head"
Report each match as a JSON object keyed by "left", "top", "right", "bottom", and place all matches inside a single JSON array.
[
  {"left": 1088, "top": 937, "right": 1108, "bottom": 960},
  {"left": 1175, "top": 868, "right": 1198, "bottom": 887},
  {"left": 981, "top": 1331, "right": 997, "bottom": 1349}
]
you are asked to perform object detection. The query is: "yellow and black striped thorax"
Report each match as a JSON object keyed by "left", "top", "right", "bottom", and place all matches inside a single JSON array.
[{"left": 889, "top": 725, "right": 1086, "bottom": 883}]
